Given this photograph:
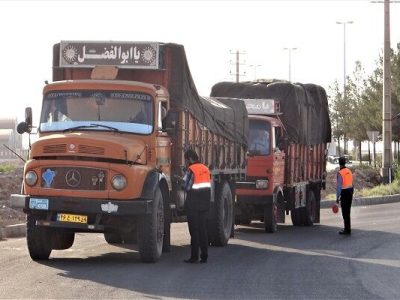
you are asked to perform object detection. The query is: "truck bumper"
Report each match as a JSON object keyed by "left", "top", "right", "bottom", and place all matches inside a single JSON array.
[
  {"left": 11, "top": 194, "right": 152, "bottom": 215},
  {"left": 10, "top": 194, "right": 153, "bottom": 231}
]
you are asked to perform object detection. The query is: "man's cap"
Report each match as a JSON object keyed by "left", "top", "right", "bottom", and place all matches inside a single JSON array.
[
  {"left": 332, "top": 203, "right": 339, "bottom": 214},
  {"left": 339, "top": 156, "right": 346, "bottom": 166},
  {"left": 184, "top": 149, "right": 199, "bottom": 161}
]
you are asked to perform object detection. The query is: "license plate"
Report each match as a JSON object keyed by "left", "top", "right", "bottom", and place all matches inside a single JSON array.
[
  {"left": 29, "top": 198, "right": 49, "bottom": 210},
  {"left": 57, "top": 213, "right": 87, "bottom": 224}
]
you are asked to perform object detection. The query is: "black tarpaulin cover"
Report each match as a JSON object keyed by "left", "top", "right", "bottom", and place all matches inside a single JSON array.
[
  {"left": 161, "top": 44, "right": 248, "bottom": 147},
  {"left": 209, "top": 81, "right": 331, "bottom": 146}
]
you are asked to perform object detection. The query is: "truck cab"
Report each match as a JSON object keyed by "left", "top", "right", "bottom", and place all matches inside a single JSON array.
[{"left": 234, "top": 99, "right": 285, "bottom": 232}]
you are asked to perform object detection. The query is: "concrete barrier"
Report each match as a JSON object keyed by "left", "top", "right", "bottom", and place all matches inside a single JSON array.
[{"left": 0, "top": 223, "right": 26, "bottom": 240}]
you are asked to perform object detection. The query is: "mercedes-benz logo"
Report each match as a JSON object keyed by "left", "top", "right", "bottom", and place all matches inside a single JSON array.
[{"left": 65, "top": 169, "right": 81, "bottom": 188}]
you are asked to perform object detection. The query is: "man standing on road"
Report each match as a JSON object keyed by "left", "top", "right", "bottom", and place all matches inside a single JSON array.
[
  {"left": 336, "top": 156, "right": 354, "bottom": 235},
  {"left": 182, "top": 149, "right": 211, "bottom": 263}
]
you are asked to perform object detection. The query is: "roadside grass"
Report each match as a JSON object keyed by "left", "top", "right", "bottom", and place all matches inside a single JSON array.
[
  {"left": 0, "top": 164, "right": 16, "bottom": 173},
  {"left": 359, "top": 180, "right": 400, "bottom": 197}
]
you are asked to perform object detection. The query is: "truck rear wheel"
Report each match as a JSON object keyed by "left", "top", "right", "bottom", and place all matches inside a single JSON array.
[
  {"left": 51, "top": 231, "right": 75, "bottom": 250},
  {"left": 291, "top": 191, "right": 316, "bottom": 226},
  {"left": 137, "top": 187, "right": 164, "bottom": 262},
  {"left": 264, "top": 201, "right": 277, "bottom": 233},
  {"left": 302, "top": 191, "right": 316, "bottom": 226},
  {"left": 291, "top": 208, "right": 302, "bottom": 226},
  {"left": 27, "top": 213, "right": 52, "bottom": 260},
  {"left": 208, "top": 181, "right": 233, "bottom": 246}
]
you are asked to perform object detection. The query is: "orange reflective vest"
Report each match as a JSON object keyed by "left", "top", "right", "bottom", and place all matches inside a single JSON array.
[
  {"left": 339, "top": 167, "right": 353, "bottom": 189},
  {"left": 188, "top": 163, "right": 211, "bottom": 190}
]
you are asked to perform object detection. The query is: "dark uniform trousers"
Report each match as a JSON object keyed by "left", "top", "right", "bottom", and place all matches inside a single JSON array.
[
  {"left": 340, "top": 188, "right": 354, "bottom": 233},
  {"left": 185, "top": 188, "right": 211, "bottom": 260}
]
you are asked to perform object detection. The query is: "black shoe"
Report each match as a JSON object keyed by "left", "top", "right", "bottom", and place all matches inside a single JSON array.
[
  {"left": 339, "top": 230, "right": 351, "bottom": 235},
  {"left": 200, "top": 259, "right": 207, "bottom": 263},
  {"left": 184, "top": 258, "right": 198, "bottom": 263}
]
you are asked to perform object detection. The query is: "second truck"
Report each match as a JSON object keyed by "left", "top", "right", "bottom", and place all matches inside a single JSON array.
[{"left": 211, "top": 80, "right": 331, "bottom": 232}]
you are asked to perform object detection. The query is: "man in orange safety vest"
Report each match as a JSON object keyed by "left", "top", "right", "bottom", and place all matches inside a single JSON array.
[
  {"left": 336, "top": 156, "right": 354, "bottom": 235},
  {"left": 182, "top": 149, "right": 211, "bottom": 263}
]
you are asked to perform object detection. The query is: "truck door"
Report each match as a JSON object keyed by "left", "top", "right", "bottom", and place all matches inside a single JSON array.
[
  {"left": 156, "top": 100, "right": 171, "bottom": 185},
  {"left": 272, "top": 126, "right": 285, "bottom": 185}
]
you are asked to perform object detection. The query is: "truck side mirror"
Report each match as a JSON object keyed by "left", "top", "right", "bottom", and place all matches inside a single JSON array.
[
  {"left": 164, "top": 111, "right": 178, "bottom": 136},
  {"left": 25, "top": 107, "right": 32, "bottom": 128},
  {"left": 17, "top": 107, "right": 33, "bottom": 134},
  {"left": 17, "top": 122, "right": 30, "bottom": 134}
]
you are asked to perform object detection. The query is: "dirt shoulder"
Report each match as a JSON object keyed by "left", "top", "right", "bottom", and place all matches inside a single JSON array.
[{"left": 0, "top": 166, "right": 26, "bottom": 227}]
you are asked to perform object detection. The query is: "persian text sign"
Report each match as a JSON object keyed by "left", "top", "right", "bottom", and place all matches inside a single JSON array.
[
  {"left": 59, "top": 41, "right": 159, "bottom": 69},
  {"left": 244, "top": 99, "right": 277, "bottom": 115}
]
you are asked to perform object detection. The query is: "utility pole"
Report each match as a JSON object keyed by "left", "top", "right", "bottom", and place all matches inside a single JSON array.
[
  {"left": 371, "top": 0, "right": 399, "bottom": 183},
  {"left": 283, "top": 47, "right": 297, "bottom": 82},
  {"left": 229, "top": 50, "right": 246, "bottom": 82},
  {"left": 382, "top": 0, "right": 392, "bottom": 183}
]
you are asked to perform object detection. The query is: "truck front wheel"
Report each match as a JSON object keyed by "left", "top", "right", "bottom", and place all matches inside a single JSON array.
[
  {"left": 137, "top": 187, "right": 164, "bottom": 262},
  {"left": 104, "top": 231, "right": 123, "bottom": 244},
  {"left": 27, "top": 213, "right": 52, "bottom": 260},
  {"left": 51, "top": 231, "right": 75, "bottom": 250}
]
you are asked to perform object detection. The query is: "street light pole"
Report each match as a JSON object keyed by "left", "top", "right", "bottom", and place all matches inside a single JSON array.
[
  {"left": 336, "top": 21, "right": 353, "bottom": 97},
  {"left": 336, "top": 20, "right": 353, "bottom": 155},
  {"left": 283, "top": 47, "right": 297, "bottom": 82},
  {"left": 248, "top": 64, "right": 262, "bottom": 80}
]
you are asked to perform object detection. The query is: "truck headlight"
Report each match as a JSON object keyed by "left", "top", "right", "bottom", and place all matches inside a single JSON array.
[
  {"left": 255, "top": 179, "right": 268, "bottom": 189},
  {"left": 111, "top": 175, "right": 127, "bottom": 191},
  {"left": 25, "top": 171, "right": 38, "bottom": 186}
]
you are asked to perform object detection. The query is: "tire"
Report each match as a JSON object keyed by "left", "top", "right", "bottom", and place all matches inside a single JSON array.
[
  {"left": 26, "top": 213, "right": 52, "bottom": 260},
  {"left": 302, "top": 191, "right": 316, "bottom": 226},
  {"left": 240, "top": 218, "right": 251, "bottom": 225},
  {"left": 104, "top": 231, "right": 123, "bottom": 244},
  {"left": 291, "top": 208, "right": 302, "bottom": 226},
  {"left": 137, "top": 187, "right": 164, "bottom": 263},
  {"left": 51, "top": 232, "right": 75, "bottom": 250},
  {"left": 162, "top": 192, "right": 171, "bottom": 253},
  {"left": 291, "top": 191, "right": 316, "bottom": 226},
  {"left": 208, "top": 182, "right": 233, "bottom": 246},
  {"left": 264, "top": 201, "right": 277, "bottom": 233}
]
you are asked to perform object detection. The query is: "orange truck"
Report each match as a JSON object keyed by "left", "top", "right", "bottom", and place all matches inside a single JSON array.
[
  {"left": 210, "top": 81, "right": 331, "bottom": 232},
  {"left": 11, "top": 41, "right": 248, "bottom": 262}
]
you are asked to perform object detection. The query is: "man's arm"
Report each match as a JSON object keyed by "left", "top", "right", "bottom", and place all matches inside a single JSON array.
[
  {"left": 336, "top": 173, "right": 343, "bottom": 203},
  {"left": 183, "top": 170, "right": 194, "bottom": 192}
]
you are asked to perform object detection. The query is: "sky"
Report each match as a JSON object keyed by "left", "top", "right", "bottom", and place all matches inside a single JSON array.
[{"left": 1, "top": 0, "right": 400, "bottom": 125}]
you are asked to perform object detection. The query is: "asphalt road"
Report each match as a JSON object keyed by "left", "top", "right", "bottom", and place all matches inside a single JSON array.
[{"left": 1, "top": 202, "right": 399, "bottom": 299}]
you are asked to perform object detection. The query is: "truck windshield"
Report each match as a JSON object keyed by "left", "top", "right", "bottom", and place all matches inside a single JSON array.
[
  {"left": 40, "top": 90, "right": 153, "bottom": 134},
  {"left": 248, "top": 120, "right": 271, "bottom": 156}
]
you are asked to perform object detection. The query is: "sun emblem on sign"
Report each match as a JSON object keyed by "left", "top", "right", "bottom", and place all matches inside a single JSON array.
[
  {"left": 63, "top": 45, "right": 78, "bottom": 64},
  {"left": 141, "top": 46, "right": 156, "bottom": 64}
]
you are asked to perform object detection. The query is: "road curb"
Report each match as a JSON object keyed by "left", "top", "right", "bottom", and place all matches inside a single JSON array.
[
  {"left": 321, "top": 194, "right": 400, "bottom": 208},
  {"left": 0, "top": 223, "right": 26, "bottom": 240}
]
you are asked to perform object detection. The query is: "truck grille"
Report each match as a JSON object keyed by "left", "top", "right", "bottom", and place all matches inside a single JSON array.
[
  {"left": 41, "top": 167, "right": 107, "bottom": 190},
  {"left": 43, "top": 144, "right": 67, "bottom": 153},
  {"left": 79, "top": 145, "right": 105, "bottom": 155},
  {"left": 42, "top": 144, "right": 105, "bottom": 155}
]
